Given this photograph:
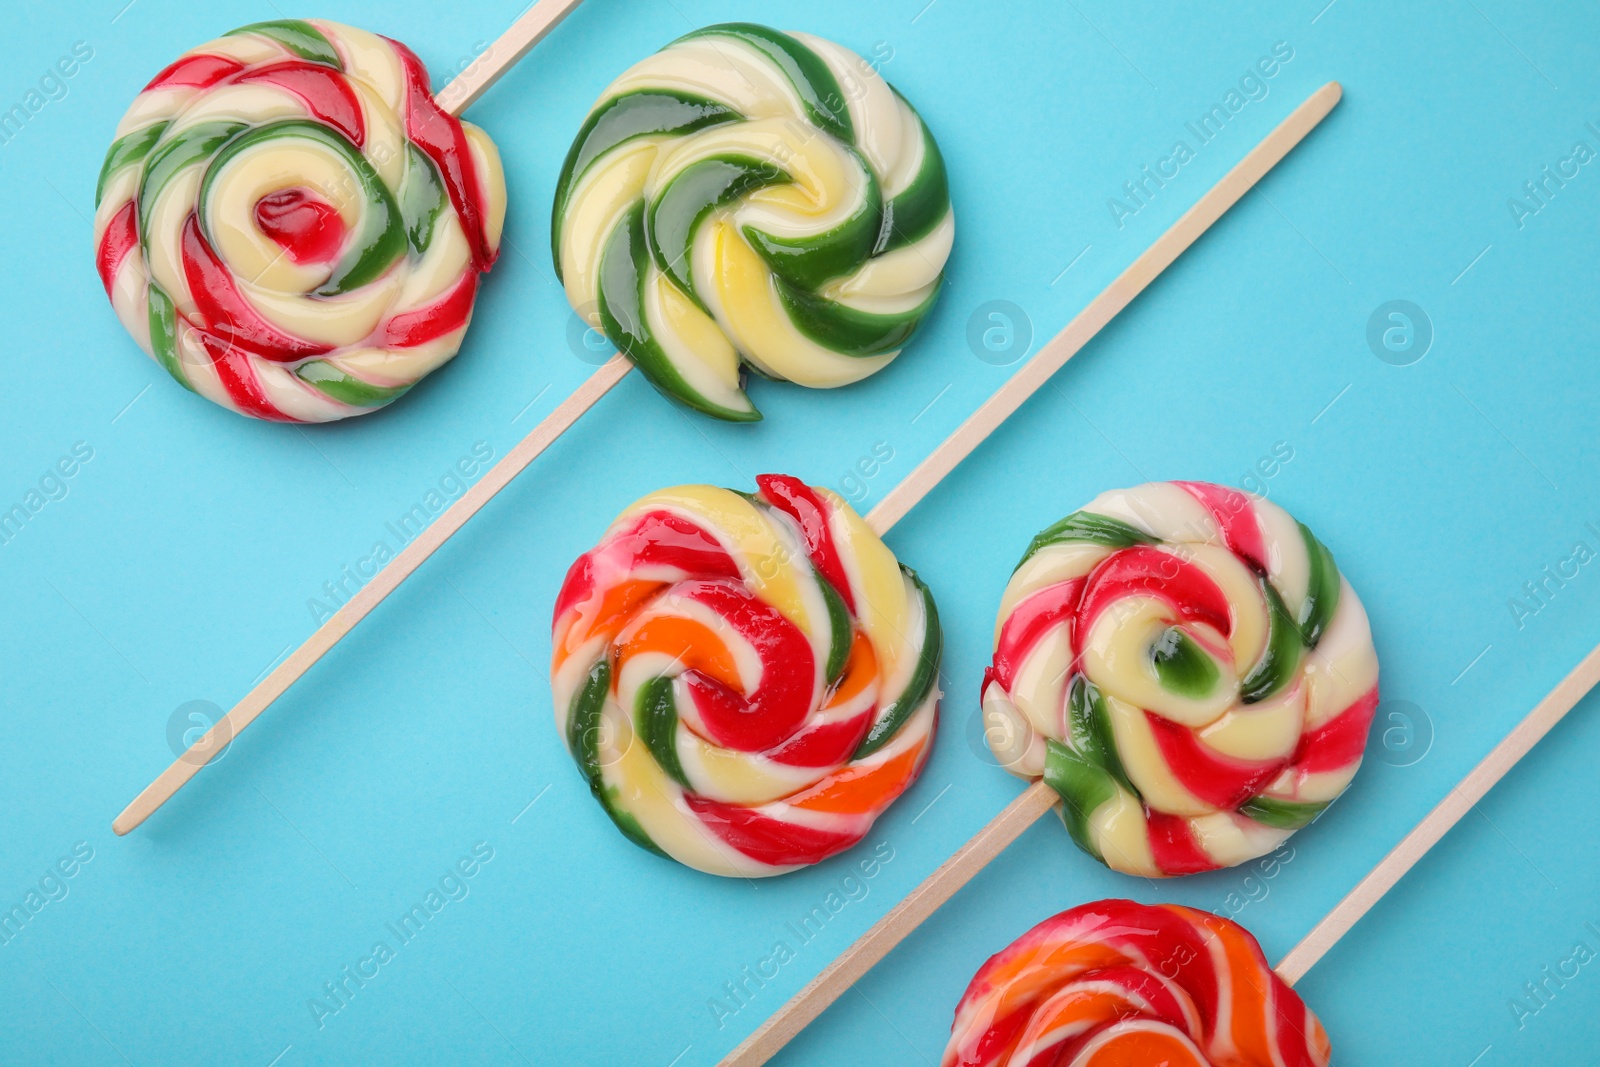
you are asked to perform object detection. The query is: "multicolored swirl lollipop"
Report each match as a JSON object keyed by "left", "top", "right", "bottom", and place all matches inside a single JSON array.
[
  {"left": 551, "top": 475, "right": 941, "bottom": 876},
  {"left": 982, "top": 481, "right": 1379, "bottom": 876},
  {"left": 551, "top": 23, "right": 954, "bottom": 421},
  {"left": 944, "top": 899, "right": 1331, "bottom": 1066},
  {"left": 93, "top": 19, "right": 507, "bottom": 422}
]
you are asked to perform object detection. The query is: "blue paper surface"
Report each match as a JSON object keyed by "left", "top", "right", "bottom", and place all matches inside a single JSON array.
[{"left": 2, "top": 0, "right": 1597, "bottom": 1063}]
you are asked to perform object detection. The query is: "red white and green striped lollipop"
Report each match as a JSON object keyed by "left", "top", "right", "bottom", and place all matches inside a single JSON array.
[
  {"left": 93, "top": 19, "right": 508, "bottom": 422},
  {"left": 983, "top": 481, "right": 1380, "bottom": 877}
]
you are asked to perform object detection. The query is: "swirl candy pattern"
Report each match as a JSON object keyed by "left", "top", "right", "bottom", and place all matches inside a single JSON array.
[
  {"left": 93, "top": 19, "right": 507, "bottom": 422},
  {"left": 551, "top": 475, "right": 941, "bottom": 876},
  {"left": 982, "top": 482, "right": 1379, "bottom": 877},
  {"left": 943, "top": 899, "right": 1331, "bottom": 1067},
  {"left": 551, "top": 24, "right": 954, "bottom": 421}
]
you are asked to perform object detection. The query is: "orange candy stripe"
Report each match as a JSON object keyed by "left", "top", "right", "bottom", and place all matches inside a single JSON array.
[
  {"left": 1081, "top": 1029, "right": 1207, "bottom": 1067},
  {"left": 1203, "top": 912, "right": 1275, "bottom": 1062},
  {"left": 789, "top": 736, "right": 926, "bottom": 814},
  {"left": 554, "top": 579, "right": 665, "bottom": 670},
  {"left": 823, "top": 632, "right": 877, "bottom": 709},
  {"left": 1020, "top": 987, "right": 1146, "bottom": 1045},
  {"left": 616, "top": 616, "right": 741, "bottom": 692}
]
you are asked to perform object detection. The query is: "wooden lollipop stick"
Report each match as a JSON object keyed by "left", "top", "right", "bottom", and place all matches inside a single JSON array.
[
  {"left": 112, "top": 0, "right": 624, "bottom": 836},
  {"left": 116, "top": 356, "right": 630, "bottom": 835},
  {"left": 867, "top": 81, "right": 1342, "bottom": 535},
  {"left": 719, "top": 81, "right": 1343, "bottom": 1067},
  {"left": 1274, "top": 639, "right": 1600, "bottom": 985},
  {"left": 113, "top": 356, "right": 631, "bottom": 835},
  {"left": 434, "top": 0, "right": 588, "bottom": 116}
]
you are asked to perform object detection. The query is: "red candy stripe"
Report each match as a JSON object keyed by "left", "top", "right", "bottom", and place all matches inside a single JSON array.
[
  {"left": 391, "top": 39, "right": 497, "bottom": 272},
  {"left": 1295, "top": 686, "right": 1380, "bottom": 773},
  {"left": 1177, "top": 480, "right": 1269, "bottom": 573},
  {"left": 684, "top": 794, "right": 865, "bottom": 868},
  {"left": 1146, "top": 811, "right": 1220, "bottom": 875},
  {"left": 236, "top": 61, "right": 366, "bottom": 146},
  {"left": 144, "top": 53, "right": 245, "bottom": 91},
  {"left": 96, "top": 201, "right": 139, "bottom": 296},
  {"left": 1146, "top": 712, "right": 1285, "bottom": 811},
  {"left": 678, "top": 579, "right": 816, "bottom": 753},
  {"left": 756, "top": 473, "right": 856, "bottom": 611}
]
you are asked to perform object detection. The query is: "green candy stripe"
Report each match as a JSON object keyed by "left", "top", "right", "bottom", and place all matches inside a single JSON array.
[
  {"left": 552, "top": 90, "right": 740, "bottom": 278},
  {"left": 775, "top": 275, "right": 939, "bottom": 358},
  {"left": 1042, "top": 737, "right": 1118, "bottom": 865},
  {"left": 878, "top": 103, "right": 950, "bottom": 253},
  {"left": 397, "top": 142, "right": 448, "bottom": 256},
  {"left": 96, "top": 121, "right": 168, "bottom": 209},
  {"left": 1239, "top": 795, "right": 1328, "bottom": 831},
  {"left": 145, "top": 284, "right": 194, "bottom": 392},
  {"left": 1017, "top": 511, "right": 1156, "bottom": 569},
  {"left": 637, "top": 676, "right": 691, "bottom": 789},
  {"left": 294, "top": 361, "right": 410, "bottom": 408},
  {"left": 1066, "top": 674, "right": 1136, "bottom": 798},
  {"left": 676, "top": 23, "right": 854, "bottom": 142},
  {"left": 198, "top": 119, "right": 406, "bottom": 297},
  {"left": 228, "top": 20, "right": 343, "bottom": 69},
  {"left": 1150, "top": 629, "right": 1222, "bottom": 700},
  {"left": 852, "top": 567, "right": 941, "bottom": 760},
  {"left": 819, "top": 576, "right": 852, "bottom": 686},
  {"left": 1296, "top": 522, "right": 1341, "bottom": 648},
  {"left": 597, "top": 202, "right": 760, "bottom": 422},
  {"left": 742, "top": 147, "right": 881, "bottom": 292},
  {"left": 649, "top": 154, "right": 792, "bottom": 305},
  {"left": 566, "top": 658, "right": 664, "bottom": 857},
  {"left": 137, "top": 120, "right": 249, "bottom": 236},
  {"left": 1239, "top": 578, "right": 1305, "bottom": 704}
]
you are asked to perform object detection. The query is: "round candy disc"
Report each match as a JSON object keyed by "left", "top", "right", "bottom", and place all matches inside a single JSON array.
[
  {"left": 552, "top": 23, "right": 954, "bottom": 421},
  {"left": 94, "top": 19, "right": 508, "bottom": 422},
  {"left": 944, "top": 899, "right": 1331, "bottom": 1066},
  {"left": 982, "top": 481, "right": 1379, "bottom": 877},
  {"left": 551, "top": 475, "right": 942, "bottom": 876}
]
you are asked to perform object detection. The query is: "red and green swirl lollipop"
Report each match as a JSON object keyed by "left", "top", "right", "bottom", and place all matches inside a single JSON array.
[
  {"left": 983, "top": 482, "right": 1379, "bottom": 876},
  {"left": 93, "top": 19, "right": 507, "bottom": 422}
]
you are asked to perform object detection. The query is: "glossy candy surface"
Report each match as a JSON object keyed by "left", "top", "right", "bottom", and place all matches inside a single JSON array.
[
  {"left": 93, "top": 19, "right": 507, "bottom": 422},
  {"left": 551, "top": 475, "right": 941, "bottom": 876},
  {"left": 982, "top": 482, "right": 1379, "bottom": 877},
  {"left": 943, "top": 899, "right": 1331, "bottom": 1067},
  {"left": 551, "top": 23, "right": 954, "bottom": 421}
]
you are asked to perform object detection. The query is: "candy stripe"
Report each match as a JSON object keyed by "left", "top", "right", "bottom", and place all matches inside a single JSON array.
[
  {"left": 943, "top": 900, "right": 1332, "bottom": 1067},
  {"left": 93, "top": 18, "right": 506, "bottom": 422},
  {"left": 984, "top": 482, "right": 1379, "bottom": 877},
  {"left": 552, "top": 478, "right": 941, "bottom": 877},
  {"left": 553, "top": 24, "right": 953, "bottom": 421}
]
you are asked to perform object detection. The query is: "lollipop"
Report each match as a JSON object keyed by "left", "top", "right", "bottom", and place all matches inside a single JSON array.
[
  {"left": 551, "top": 23, "right": 954, "bottom": 421},
  {"left": 943, "top": 899, "right": 1331, "bottom": 1067},
  {"left": 550, "top": 475, "right": 941, "bottom": 876},
  {"left": 982, "top": 481, "right": 1379, "bottom": 877},
  {"left": 93, "top": 18, "right": 508, "bottom": 422}
]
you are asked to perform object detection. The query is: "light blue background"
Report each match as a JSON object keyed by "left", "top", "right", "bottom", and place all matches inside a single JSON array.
[{"left": 2, "top": 0, "right": 1597, "bottom": 1063}]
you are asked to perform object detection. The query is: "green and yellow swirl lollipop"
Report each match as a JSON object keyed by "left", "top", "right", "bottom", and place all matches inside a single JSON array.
[{"left": 552, "top": 24, "right": 954, "bottom": 421}]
